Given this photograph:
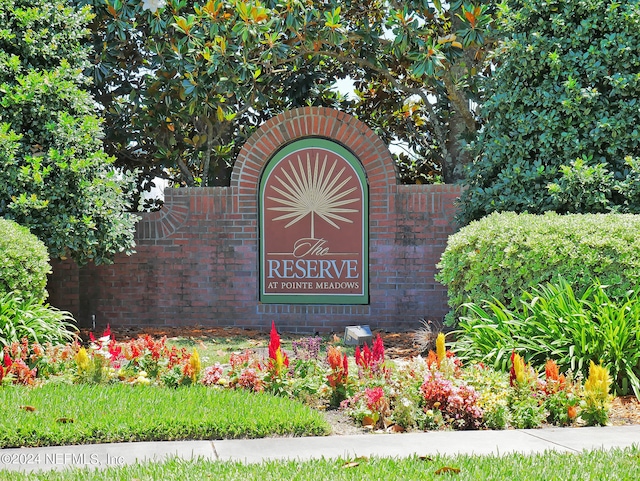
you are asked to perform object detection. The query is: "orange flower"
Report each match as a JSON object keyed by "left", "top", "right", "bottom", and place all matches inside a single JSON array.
[
  {"left": 426, "top": 350, "right": 438, "bottom": 369},
  {"left": 326, "top": 346, "right": 348, "bottom": 388},
  {"left": 327, "top": 345, "right": 343, "bottom": 370},
  {"left": 544, "top": 359, "right": 566, "bottom": 393},
  {"left": 545, "top": 359, "right": 560, "bottom": 381}
]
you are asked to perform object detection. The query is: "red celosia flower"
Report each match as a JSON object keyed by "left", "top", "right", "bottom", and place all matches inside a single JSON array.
[
  {"left": 141, "top": 335, "right": 165, "bottom": 361},
  {"left": 3, "top": 352, "right": 12, "bottom": 368},
  {"left": 354, "top": 345, "right": 365, "bottom": 368},
  {"left": 130, "top": 342, "right": 141, "bottom": 360},
  {"left": 268, "top": 321, "right": 280, "bottom": 359},
  {"left": 267, "top": 321, "right": 289, "bottom": 375},
  {"left": 509, "top": 350, "right": 517, "bottom": 386},
  {"left": 108, "top": 341, "right": 122, "bottom": 360},
  {"left": 355, "top": 335, "right": 385, "bottom": 377},
  {"left": 372, "top": 334, "right": 384, "bottom": 363}
]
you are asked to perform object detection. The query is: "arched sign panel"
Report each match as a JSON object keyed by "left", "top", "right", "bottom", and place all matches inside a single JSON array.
[{"left": 259, "top": 138, "right": 369, "bottom": 304}]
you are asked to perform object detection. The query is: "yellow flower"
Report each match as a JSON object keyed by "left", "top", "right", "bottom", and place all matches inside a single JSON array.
[
  {"left": 436, "top": 333, "right": 446, "bottom": 364},
  {"left": 75, "top": 347, "right": 90, "bottom": 373},
  {"left": 581, "top": 361, "right": 612, "bottom": 426},
  {"left": 275, "top": 348, "right": 284, "bottom": 370},
  {"left": 513, "top": 353, "right": 526, "bottom": 384},
  {"left": 189, "top": 349, "right": 201, "bottom": 383},
  {"left": 584, "top": 361, "right": 611, "bottom": 401}
]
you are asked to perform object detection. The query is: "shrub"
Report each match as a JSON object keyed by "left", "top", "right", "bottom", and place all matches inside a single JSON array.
[
  {"left": 0, "top": 218, "right": 50, "bottom": 302},
  {"left": 0, "top": 0, "right": 137, "bottom": 265},
  {"left": 454, "top": 279, "right": 640, "bottom": 398},
  {"left": 436, "top": 211, "right": 640, "bottom": 318},
  {"left": 0, "top": 291, "right": 77, "bottom": 347},
  {"left": 458, "top": 0, "right": 640, "bottom": 224}
]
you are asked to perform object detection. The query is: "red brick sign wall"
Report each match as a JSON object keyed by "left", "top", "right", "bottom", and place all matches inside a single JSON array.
[{"left": 47, "top": 108, "right": 461, "bottom": 333}]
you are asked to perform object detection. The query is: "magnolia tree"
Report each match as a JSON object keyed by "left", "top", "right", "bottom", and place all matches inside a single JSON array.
[
  {"left": 74, "top": 0, "right": 496, "bottom": 194},
  {"left": 459, "top": 0, "right": 640, "bottom": 223},
  {"left": 0, "top": 0, "right": 137, "bottom": 265}
]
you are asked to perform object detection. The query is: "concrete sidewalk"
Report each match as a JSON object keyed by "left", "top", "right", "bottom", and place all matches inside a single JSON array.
[{"left": 1, "top": 425, "right": 639, "bottom": 473}]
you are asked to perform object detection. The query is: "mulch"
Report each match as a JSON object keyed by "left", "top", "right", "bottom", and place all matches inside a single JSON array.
[{"left": 93, "top": 325, "right": 640, "bottom": 426}]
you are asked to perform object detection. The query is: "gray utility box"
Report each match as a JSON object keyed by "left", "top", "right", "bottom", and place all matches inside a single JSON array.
[{"left": 343, "top": 325, "right": 373, "bottom": 346}]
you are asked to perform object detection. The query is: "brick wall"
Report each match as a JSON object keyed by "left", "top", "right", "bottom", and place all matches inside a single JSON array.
[{"left": 48, "top": 107, "right": 461, "bottom": 333}]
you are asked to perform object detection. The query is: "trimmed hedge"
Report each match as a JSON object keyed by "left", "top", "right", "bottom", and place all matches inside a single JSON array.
[
  {"left": 0, "top": 218, "right": 50, "bottom": 302},
  {"left": 436, "top": 212, "right": 640, "bottom": 320}
]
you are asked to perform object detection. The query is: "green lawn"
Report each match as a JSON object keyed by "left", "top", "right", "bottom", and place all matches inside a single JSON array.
[
  {"left": 164, "top": 332, "right": 347, "bottom": 365},
  {"left": 0, "top": 384, "right": 330, "bottom": 448},
  {"left": 2, "top": 448, "right": 639, "bottom": 480},
  {"left": 166, "top": 334, "right": 267, "bottom": 365}
]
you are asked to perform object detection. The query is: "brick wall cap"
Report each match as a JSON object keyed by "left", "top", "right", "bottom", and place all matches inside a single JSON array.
[{"left": 232, "top": 108, "right": 398, "bottom": 198}]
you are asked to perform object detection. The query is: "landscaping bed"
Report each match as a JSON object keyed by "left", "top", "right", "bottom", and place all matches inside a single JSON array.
[
  {"left": 87, "top": 325, "right": 640, "bottom": 430},
  {"left": 1, "top": 318, "right": 637, "bottom": 451}
]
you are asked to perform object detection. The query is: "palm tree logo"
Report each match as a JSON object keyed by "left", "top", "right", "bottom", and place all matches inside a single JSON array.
[{"left": 267, "top": 151, "right": 360, "bottom": 239}]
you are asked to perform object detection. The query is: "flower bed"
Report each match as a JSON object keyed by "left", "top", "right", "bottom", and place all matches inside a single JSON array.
[{"left": 0, "top": 323, "right": 616, "bottom": 432}]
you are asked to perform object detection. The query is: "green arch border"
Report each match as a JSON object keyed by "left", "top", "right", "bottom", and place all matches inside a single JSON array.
[{"left": 259, "top": 137, "right": 369, "bottom": 304}]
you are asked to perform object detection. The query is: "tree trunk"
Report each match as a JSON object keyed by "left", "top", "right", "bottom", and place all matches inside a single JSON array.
[
  {"left": 440, "top": 71, "right": 478, "bottom": 183},
  {"left": 177, "top": 157, "right": 196, "bottom": 186},
  {"left": 202, "top": 123, "right": 214, "bottom": 187}
]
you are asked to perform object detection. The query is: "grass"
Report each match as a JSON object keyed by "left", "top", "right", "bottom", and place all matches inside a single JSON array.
[
  {"left": 165, "top": 332, "right": 353, "bottom": 365},
  {"left": 2, "top": 447, "right": 639, "bottom": 480},
  {"left": 0, "top": 384, "right": 330, "bottom": 448},
  {"left": 166, "top": 335, "right": 267, "bottom": 365}
]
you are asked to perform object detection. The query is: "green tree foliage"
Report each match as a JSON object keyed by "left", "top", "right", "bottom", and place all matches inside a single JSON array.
[
  {"left": 0, "top": 0, "right": 137, "bottom": 265},
  {"left": 75, "top": 0, "right": 351, "bottom": 197},
  {"left": 74, "top": 0, "right": 497, "bottom": 194},
  {"left": 458, "top": 0, "right": 640, "bottom": 223},
  {"left": 0, "top": 218, "right": 50, "bottom": 302}
]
